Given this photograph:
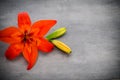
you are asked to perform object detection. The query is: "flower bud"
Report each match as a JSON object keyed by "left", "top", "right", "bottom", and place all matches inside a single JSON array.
[
  {"left": 51, "top": 40, "right": 72, "bottom": 54},
  {"left": 46, "top": 27, "right": 66, "bottom": 40}
]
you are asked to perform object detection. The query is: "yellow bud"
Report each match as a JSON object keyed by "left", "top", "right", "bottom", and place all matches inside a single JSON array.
[{"left": 51, "top": 40, "right": 72, "bottom": 54}]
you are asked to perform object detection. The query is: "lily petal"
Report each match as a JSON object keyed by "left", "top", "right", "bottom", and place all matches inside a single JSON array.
[
  {"left": 5, "top": 43, "right": 22, "bottom": 60},
  {"left": 18, "top": 12, "right": 31, "bottom": 32},
  {"left": 31, "top": 20, "right": 57, "bottom": 37},
  {"left": 27, "top": 44, "right": 38, "bottom": 70},
  {"left": 37, "top": 38, "right": 54, "bottom": 52},
  {"left": 23, "top": 43, "right": 38, "bottom": 70},
  {"left": 0, "top": 27, "right": 21, "bottom": 44}
]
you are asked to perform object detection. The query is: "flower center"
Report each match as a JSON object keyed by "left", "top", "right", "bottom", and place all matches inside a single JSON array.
[
  {"left": 23, "top": 32, "right": 27, "bottom": 42},
  {"left": 22, "top": 30, "right": 33, "bottom": 43}
]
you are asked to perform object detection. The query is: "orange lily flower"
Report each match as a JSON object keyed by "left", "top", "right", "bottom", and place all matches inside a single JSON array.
[{"left": 0, "top": 12, "right": 57, "bottom": 70}]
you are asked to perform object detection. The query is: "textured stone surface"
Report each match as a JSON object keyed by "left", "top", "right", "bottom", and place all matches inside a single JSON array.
[{"left": 0, "top": 0, "right": 120, "bottom": 80}]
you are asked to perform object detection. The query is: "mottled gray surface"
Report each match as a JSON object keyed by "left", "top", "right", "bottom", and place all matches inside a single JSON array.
[{"left": 0, "top": 0, "right": 120, "bottom": 80}]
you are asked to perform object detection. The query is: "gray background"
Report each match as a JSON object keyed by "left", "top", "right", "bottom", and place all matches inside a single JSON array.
[{"left": 0, "top": 0, "right": 120, "bottom": 80}]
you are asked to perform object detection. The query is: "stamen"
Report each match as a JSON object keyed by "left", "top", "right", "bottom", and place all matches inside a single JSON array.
[{"left": 28, "top": 32, "right": 34, "bottom": 36}]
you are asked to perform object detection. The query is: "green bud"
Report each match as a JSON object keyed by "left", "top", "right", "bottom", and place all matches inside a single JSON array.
[{"left": 46, "top": 27, "right": 66, "bottom": 40}]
